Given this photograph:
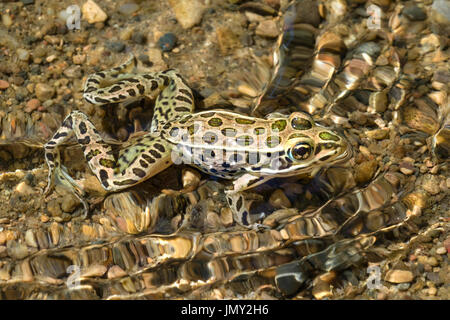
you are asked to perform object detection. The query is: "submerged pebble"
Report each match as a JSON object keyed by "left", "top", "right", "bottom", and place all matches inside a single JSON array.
[
  {"left": 158, "top": 33, "right": 177, "bottom": 52},
  {"left": 118, "top": 3, "right": 140, "bottom": 15}
]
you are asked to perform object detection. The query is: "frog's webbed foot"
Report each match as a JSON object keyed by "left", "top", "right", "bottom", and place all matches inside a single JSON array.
[{"left": 44, "top": 162, "right": 90, "bottom": 220}]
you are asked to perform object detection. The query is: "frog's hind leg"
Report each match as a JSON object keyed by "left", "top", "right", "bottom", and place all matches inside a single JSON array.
[
  {"left": 82, "top": 55, "right": 195, "bottom": 118},
  {"left": 44, "top": 110, "right": 173, "bottom": 218},
  {"left": 225, "top": 174, "right": 271, "bottom": 230}
]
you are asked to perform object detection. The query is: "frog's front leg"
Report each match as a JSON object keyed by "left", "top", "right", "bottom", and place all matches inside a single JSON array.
[
  {"left": 44, "top": 110, "right": 173, "bottom": 217},
  {"left": 225, "top": 173, "right": 271, "bottom": 230}
]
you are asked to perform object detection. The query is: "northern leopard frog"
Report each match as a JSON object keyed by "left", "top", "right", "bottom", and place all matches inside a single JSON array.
[{"left": 44, "top": 55, "right": 351, "bottom": 229}]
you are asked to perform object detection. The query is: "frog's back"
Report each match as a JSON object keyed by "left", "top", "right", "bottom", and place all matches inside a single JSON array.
[{"left": 162, "top": 110, "right": 289, "bottom": 178}]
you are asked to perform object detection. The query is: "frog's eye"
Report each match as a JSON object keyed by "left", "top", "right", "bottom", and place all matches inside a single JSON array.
[{"left": 288, "top": 142, "right": 312, "bottom": 161}]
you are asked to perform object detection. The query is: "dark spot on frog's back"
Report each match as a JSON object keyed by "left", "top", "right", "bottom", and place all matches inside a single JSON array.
[
  {"left": 132, "top": 168, "right": 147, "bottom": 178},
  {"left": 95, "top": 97, "right": 110, "bottom": 104},
  {"left": 291, "top": 117, "right": 312, "bottom": 130},
  {"left": 153, "top": 143, "right": 165, "bottom": 152},
  {"left": 236, "top": 197, "right": 243, "bottom": 211},
  {"left": 236, "top": 118, "right": 255, "bottom": 125},
  {"left": 200, "top": 112, "right": 215, "bottom": 118},
  {"left": 175, "top": 106, "right": 191, "bottom": 112},
  {"left": 109, "top": 85, "right": 122, "bottom": 93},
  {"left": 127, "top": 89, "right": 136, "bottom": 96},
  {"left": 139, "top": 160, "right": 148, "bottom": 168},
  {"left": 137, "top": 84, "right": 145, "bottom": 95},
  {"left": 179, "top": 88, "right": 193, "bottom": 98},
  {"left": 78, "top": 136, "right": 91, "bottom": 144},
  {"left": 175, "top": 95, "right": 192, "bottom": 104},
  {"left": 271, "top": 119, "right": 287, "bottom": 132},
  {"left": 208, "top": 117, "right": 223, "bottom": 127},
  {"left": 149, "top": 149, "right": 162, "bottom": 158},
  {"left": 150, "top": 80, "right": 158, "bottom": 90},
  {"left": 160, "top": 75, "right": 169, "bottom": 86},
  {"left": 88, "top": 78, "right": 100, "bottom": 84},
  {"left": 99, "top": 169, "right": 108, "bottom": 183},
  {"left": 142, "top": 153, "right": 155, "bottom": 163},
  {"left": 78, "top": 122, "right": 87, "bottom": 134}
]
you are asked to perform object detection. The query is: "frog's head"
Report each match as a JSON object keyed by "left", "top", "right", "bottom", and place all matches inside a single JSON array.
[{"left": 264, "top": 112, "right": 351, "bottom": 176}]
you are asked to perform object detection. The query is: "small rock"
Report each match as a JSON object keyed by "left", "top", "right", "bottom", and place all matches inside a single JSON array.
[
  {"left": 168, "top": 0, "right": 206, "bottom": 29},
  {"left": 238, "top": 84, "right": 258, "bottom": 97},
  {"left": 47, "top": 199, "right": 62, "bottom": 217},
  {"left": 269, "top": 189, "right": 291, "bottom": 208},
  {"left": 426, "top": 272, "right": 442, "bottom": 285},
  {"left": 120, "top": 28, "right": 133, "bottom": 41},
  {"left": 15, "top": 181, "right": 34, "bottom": 196},
  {"left": 0, "top": 80, "right": 10, "bottom": 90},
  {"left": 131, "top": 32, "right": 146, "bottom": 45},
  {"left": 312, "top": 276, "right": 332, "bottom": 300},
  {"left": 385, "top": 269, "right": 414, "bottom": 283},
  {"left": 63, "top": 65, "right": 82, "bottom": 78},
  {"left": 82, "top": 224, "right": 97, "bottom": 238},
  {"left": 107, "top": 265, "right": 127, "bottom": 279},
  {"left": 399, "top": 161, "right": 415, "bottom": 175},
  {"left": 436, "top": 247, "right": 447, "bottom": 255},
  {"left": 81, "top": 264, "right": 107, "bottom": 278},
  {"left": 2, "top": 14, "right": 13, "bottom": 27},
  {"left": 427, "top": 286, "right": 437, "bottom": 296},
  {"left": 205, "top": 211, "right": 222, "bottom": 230},
  {"left": 182, "top": 168, "right": 201, "bottom": 190},
  {"left": 397, "top": 283, "right": 410, "bottom": 291},
  {"left": 355, "top": 159, "right": 378, "bottom": 184},
  {"left": 366, "top": 128, "right": 389, "bottom": 140},
  {"left": 369, "top": 91, "right": 388, "bottom": 112},
  {"left": 421, "top": 174, "right": 440, "bottom": 195},
  {"left": 72, "top": 54, "right": 86, "bottom": 65},
  {"left": 25, "top": 99, "right": 40, "bottom": 113},
  {"left": 0, "top": 246, "right": 7, "bottom": 258},
  {"left": 157, "top": 33, "right": 177, "bottom": 52},
  {"left": 21, "top": 0, "right": 35, "bottom": 5},
  {"left": 49, "top": 222, "right": 60, "bottom": 246},
  {"left": 25, "top": 230, "right": 38, "bottom": 248},
  {"left": 35, "top": 83, "right": 55, "bottom": 101},
  {"left": 17, "top": 48, "right": 30, "bottom": 61},
  {"left": 420, "top": 34, "right": 441, "bottom": 51},
  {"left": 106, "top": 40, "right": 126, "bottom": 53},
  {"left": 403, "top": 5, "right": 427, "bottom": 21},
  {"left": 118, "top": 3, "right": 140, "bottom": 15},
  {"left": 220, "top": 207, "right": 233, "bottom": 226},
  {"left": 82, "top": 0, "right": 108, "bottom": 24},
  {"left": 216, "top": 27, "right": 241, "bottom": 55},
  {"left": 7, "top": 241, "right": 29, "bottom": 259},
  {"left": 431, "top": 0, "right": 450, "bottom": 24},
  {"left": 427, "top": 256, "right": 439, "bottom": 267},
  {"left": 255, "top": 19, "right": 279, "bottom": 38},
  {"left": 245, "top": 11, "right": 264, "bottom": 23}
]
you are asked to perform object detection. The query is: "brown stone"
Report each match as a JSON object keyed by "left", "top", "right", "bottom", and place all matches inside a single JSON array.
[
  {"left": 25, "top": 99, "right": 41, "bottom": 113},
  {"left": 0, "top": 80, "right": 9, "bottom": 90},
  {"left": 385, "top": 270, "right": 414, "bottom": 283}
]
